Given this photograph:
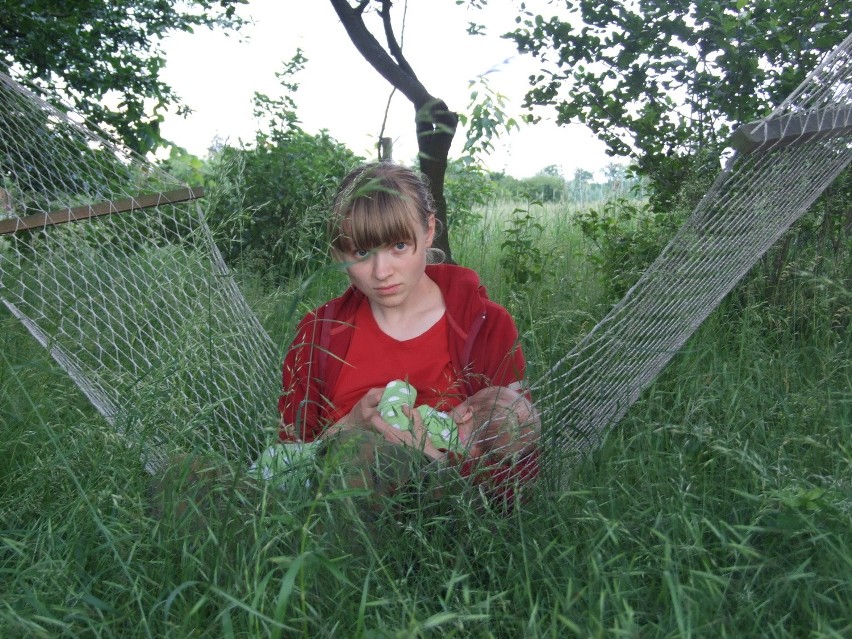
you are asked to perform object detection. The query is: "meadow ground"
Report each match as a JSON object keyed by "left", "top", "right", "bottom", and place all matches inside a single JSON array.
[{"left": 1, "top": 200, "right": 850, "bottom": 638}]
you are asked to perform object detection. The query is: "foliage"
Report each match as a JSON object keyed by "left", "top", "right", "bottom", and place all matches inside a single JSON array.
[
  {"left": 0, "top": 0, "right": 247, "bottom": 154},
  {"left": 739, "top": 166, "right": 852, "bottom": 334},
  {"left": 157, "top": 145, "right": 208, "bottom": 188},
  {"left": 502, "top": 0, "right": 850, "bottom": 209},
  {"left": 577, "top": 196, "right": 681, "bottom": 300},
  {"left": 192, "top": 52, "right": 361, "bottom": 282},
  {"left": 251, "top": 49, "right": 307, "bottom": 137},
  {"left": 520, "top": 173, "right": 568, "bottom": 203},
  {"left": 443, "top": 160, "right": 495, "bottom": 230},
  {"left": 459, "top": 75, "right": 520, "bottom": 158},
  {"left": 487, "top": 168, "right": 643, "bottom": 207},
  {"left": 500, "top": 202, "right": 547, "bottom": 286},
  {"left": 204, "top": 130, "right": 359, "bottom": 282}
]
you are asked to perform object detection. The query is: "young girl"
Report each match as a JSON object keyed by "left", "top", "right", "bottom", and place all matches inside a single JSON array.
[{"left": 277, "top": 162, "right": 539, "bottom": 504}]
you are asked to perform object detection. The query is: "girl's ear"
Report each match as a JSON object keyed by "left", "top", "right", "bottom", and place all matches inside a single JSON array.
[
  {"left": 425, "top": 214, "right": 436, "bottom": 247},
  {"left": 453, "top": 405, "right": 474, "bottom": 444}
]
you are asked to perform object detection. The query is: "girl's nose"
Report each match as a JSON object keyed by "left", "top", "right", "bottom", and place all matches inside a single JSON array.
[{"left": 372, "top": 249, "right": 392, "bottom": 279}]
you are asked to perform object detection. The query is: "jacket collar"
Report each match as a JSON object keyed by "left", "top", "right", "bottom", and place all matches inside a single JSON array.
[{"left": 330, "top": 263, "right": 489, "bottom": 327}]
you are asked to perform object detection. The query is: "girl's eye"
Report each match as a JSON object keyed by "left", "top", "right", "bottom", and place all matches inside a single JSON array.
[
  {"left": 393, "top": 241, "right": 408, "bottom": 251},
  {"left": 353, "top": 249, "right": 369, "bottom": 258}
]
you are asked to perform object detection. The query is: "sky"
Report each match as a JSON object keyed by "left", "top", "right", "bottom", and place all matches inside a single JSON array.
[{"left": 159, "top": 0, "right": 616, "bottom": 180}]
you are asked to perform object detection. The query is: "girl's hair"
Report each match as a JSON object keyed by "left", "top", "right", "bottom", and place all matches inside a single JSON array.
[{"left": 328, "top": 162, "right": 440, "bottom": 260}]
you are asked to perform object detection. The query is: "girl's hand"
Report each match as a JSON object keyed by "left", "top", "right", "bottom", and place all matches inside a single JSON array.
[
  {"left": 375, "top": 404, "right": 443, "bottom": 460},
  {"left": 333, "top": 389, "right": 444, "bottom": 460},
  {"left": 337, "top": 387, "right": 386, "bottom": 432},
  {"left": 364, "top": 403, "right": 443, "bottom": 460}
]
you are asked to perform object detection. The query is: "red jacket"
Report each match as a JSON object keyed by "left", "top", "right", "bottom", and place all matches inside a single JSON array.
[{"left": 278, "top": 264, "right": 538, "bottom": 502}]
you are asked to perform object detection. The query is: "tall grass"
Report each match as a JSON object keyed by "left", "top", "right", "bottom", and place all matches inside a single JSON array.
[{"left": 1, "top": 200, "right": 849, "bottom": 638}]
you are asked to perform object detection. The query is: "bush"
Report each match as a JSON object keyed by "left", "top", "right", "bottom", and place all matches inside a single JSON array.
[
  {"left": 500, "top": 202, "right": 546, "bottom": 286},
  {"left": 577, "top": 196, "right": 681, "bottom": 300},
  {"left": 443, "top": 160, "right": 495, "bottom": 230},
  {"left": 203, "top": 129, "right": 360, "bottom": 282}
]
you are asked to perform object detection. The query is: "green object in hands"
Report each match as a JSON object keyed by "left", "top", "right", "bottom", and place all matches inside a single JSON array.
[{"left": 378, "top": 379, "right": 462, "bottom": 452}]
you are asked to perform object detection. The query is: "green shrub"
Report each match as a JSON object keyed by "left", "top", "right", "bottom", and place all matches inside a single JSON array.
[
  {"left": 203, "top": 130, "right": 360, "bottom": 282},
  {"left": 499, "top": 202, "right": 546, "bottom": 286},
  {"left": 577, "top": 196, "right": 681, "bottom": 300},
  {"left": 443, "top": 160, "right": 493, "bottom": 229}
]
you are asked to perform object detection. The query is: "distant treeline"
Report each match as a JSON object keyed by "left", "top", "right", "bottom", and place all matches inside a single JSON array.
[{"left": 445, "top": 161, "right": 646, "bottom": 211}]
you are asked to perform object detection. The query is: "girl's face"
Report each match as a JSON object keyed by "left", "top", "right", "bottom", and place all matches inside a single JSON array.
[{"left": 342, "top": 214, "right": 436, "bottom": 311}]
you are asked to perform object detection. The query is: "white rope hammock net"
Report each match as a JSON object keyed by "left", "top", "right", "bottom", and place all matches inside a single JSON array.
[
  {"left": 0, "top": 84, "right": 280, "bottom": 473},
  {"left": 1, "top": 32, "right": 850, "bottom": 480}
]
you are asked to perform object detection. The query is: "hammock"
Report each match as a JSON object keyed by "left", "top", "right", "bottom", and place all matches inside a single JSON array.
[{"left": 2, "top": 32, "right": 850, "bottom": 479}]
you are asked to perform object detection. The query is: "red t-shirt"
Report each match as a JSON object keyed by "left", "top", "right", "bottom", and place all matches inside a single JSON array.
[{"left": 327, "top": 298, "right": 464, "bottom": 423}]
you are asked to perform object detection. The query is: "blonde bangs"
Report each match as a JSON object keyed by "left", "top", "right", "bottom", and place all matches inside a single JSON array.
[{"left": 332, "top": 187, "right": 422, "bottom": 255}]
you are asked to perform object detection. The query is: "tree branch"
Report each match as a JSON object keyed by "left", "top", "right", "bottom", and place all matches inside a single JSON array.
[
  {"left": 329, "top": 0, "right": 432, "bottom": 108},
  {"left": 379, "top": 0, "right": 417, "bottom": 80}
]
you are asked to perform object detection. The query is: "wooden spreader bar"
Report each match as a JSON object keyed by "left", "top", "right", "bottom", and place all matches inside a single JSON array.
[
  {"left": 0, "top": 186, "right": 204, "bottom": 236},
  {"left": 730, "top": 106, "right": 852, "bottom": 154}
]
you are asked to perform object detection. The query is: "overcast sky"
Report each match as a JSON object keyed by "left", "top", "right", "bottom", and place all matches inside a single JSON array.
[{"left": 159, "top": 0, "right": 616, "bottom": 179}]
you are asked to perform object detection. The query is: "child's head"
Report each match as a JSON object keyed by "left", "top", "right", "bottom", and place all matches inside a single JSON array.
[
  {"left": 454, "top": 386, "right": 540, "bottom": 459},
  {"left": 328, "top": 162, "right": 437, "bottom": 261}
]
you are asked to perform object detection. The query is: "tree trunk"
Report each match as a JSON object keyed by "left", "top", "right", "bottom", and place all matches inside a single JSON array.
[{"left": 416, "top": 99, "right": 457, "bottom": 262}]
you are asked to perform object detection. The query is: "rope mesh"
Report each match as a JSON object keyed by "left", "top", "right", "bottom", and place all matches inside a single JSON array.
[{"left": 1, "top": 32, "right": 850, "bottom": 479}]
